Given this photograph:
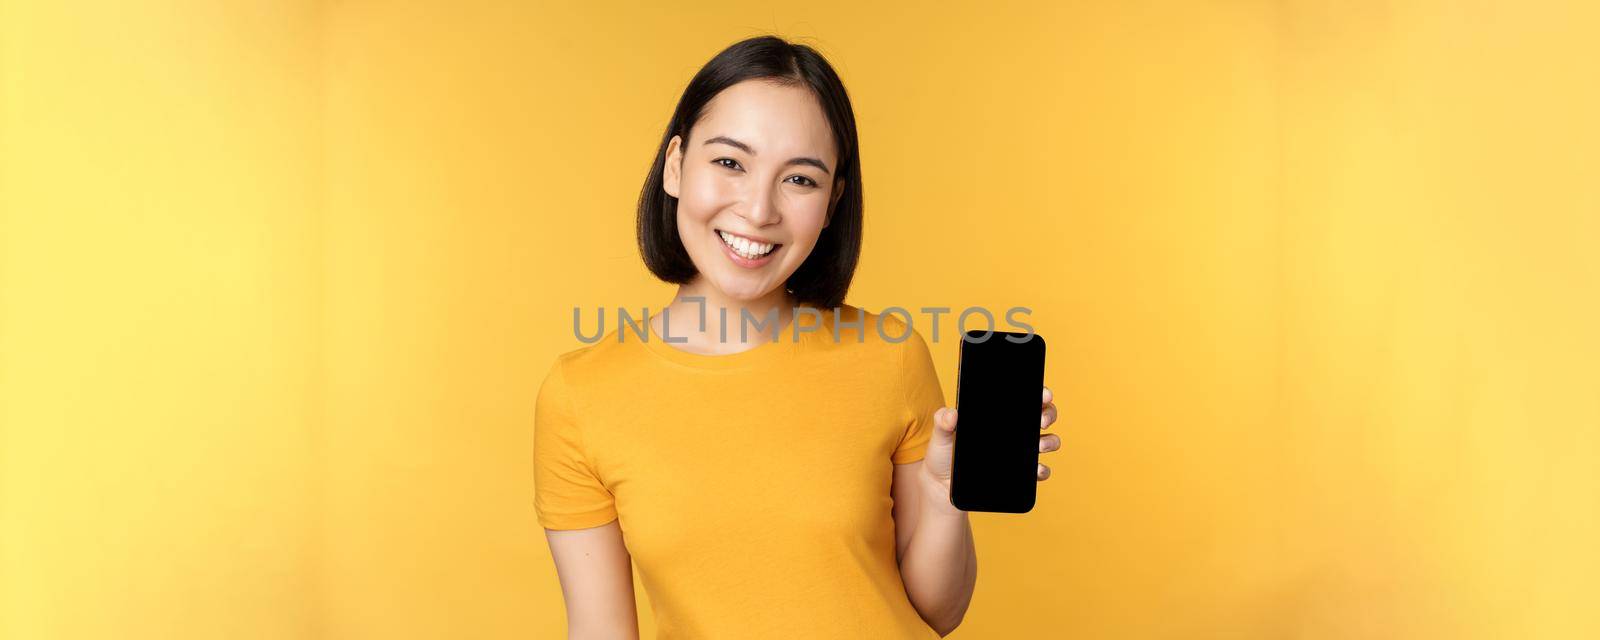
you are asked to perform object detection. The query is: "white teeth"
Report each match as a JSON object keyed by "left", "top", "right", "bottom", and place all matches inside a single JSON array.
[{"left": 718, "top": 231, "right": 775, "bottom": 259}]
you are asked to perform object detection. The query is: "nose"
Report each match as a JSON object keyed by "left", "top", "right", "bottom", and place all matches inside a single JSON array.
[{"left": 738, "top": 180, "right": 782, "bottom": 227}]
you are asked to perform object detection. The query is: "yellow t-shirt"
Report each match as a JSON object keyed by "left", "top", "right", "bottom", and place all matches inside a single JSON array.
[{"left": 534, "top": 304, "right": 946, "bottom": 639}]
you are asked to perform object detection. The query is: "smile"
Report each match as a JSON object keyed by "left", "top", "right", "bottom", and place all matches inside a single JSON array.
[{"left": 716, "top": 229, "right": 780, "bottom": 260}]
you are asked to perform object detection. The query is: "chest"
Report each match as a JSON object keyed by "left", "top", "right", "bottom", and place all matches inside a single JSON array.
[{"left": 580, "top": 372, "right": 906, "bottom": 566}]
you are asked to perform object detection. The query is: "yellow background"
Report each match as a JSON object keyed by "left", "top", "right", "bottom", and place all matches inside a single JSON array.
[{"left": 3, "top": 1, "right": 1596, "bottom": 637}]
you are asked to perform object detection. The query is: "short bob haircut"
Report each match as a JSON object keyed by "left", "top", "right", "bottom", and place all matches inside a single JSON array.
[{"left": 636, "top": 35, "right": 863, "bottom": 310}]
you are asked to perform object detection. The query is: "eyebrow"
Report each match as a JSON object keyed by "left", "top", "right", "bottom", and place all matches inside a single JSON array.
[{"left": 702, "top": 135, "right": 831, "bottom": 175}]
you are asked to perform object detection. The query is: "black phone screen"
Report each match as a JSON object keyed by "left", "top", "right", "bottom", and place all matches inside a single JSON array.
[{"left": 949, "top": 329, "right": 1047, "bottom": 513}]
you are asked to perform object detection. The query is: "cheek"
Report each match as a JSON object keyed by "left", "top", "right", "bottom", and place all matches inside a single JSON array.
[
  {"left": 678, "top": 170, "right": 732, "bottom": 220},
  {"left": 791, "top": 198, "right": 831, "bottom": 235},
  {"left": 783, "top": 212, "right": 831, "bottom": 257}
]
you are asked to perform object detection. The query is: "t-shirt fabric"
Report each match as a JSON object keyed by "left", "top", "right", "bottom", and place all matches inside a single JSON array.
[{"left": 534, "top": 303, "right": 946, "bottom": 639}]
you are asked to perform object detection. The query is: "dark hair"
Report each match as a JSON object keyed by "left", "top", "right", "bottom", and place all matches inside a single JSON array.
[{"left": 636, "top": 35, "right": 863, "bottom": 309}]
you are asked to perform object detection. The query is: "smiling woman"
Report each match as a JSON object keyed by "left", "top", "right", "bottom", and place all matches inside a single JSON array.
[
  {"left": 635, "top": 37, "right": 862, "bottom": 312},
  {"left": 533, "top": 34, "right": 1061, "bottom": 639}
]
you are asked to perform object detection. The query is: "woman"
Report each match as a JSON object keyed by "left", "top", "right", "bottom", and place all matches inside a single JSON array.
[{"left": 534, "top": 35, "right": 1063, "bottom": 639}]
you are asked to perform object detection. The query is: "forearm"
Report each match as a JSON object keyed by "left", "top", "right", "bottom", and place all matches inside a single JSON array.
[
  {"left": 565, "top": 602, "right": 639, "bottom": 640},
  {"left": 899, "top": 476, "right": 978, "bottom": 635},
  {"left": 567, "top": 620, "right": 639, "bottom": 640},
  {"left": 563, "top": 591, "right": 640, "bottom": 639}
]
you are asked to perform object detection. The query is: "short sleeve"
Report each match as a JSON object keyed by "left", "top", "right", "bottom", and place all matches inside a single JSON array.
[
  {"left": 892, "top": 323, "right": 947, "bottom": 464},
  {"left": 533, "top": 357, "right": 618, "bottom": 530}
]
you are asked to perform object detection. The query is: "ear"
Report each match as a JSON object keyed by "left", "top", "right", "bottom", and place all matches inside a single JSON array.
[
  {"left": 824, "top": 179, "right": 847, "bottom": 228},
  {"left": 663, "top": 134, "right": 684, "bottom": 199}
]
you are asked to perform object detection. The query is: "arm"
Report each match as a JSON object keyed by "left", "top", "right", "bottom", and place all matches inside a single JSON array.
[
  {"left": 892, "top": 460, "right": 978, "bottom": 636},
  {"left": 895, "top": 388, "right": 1062, "bottom": 637},
  {"left": 544, "top": 519, "right": 640, "bottom": 640}
]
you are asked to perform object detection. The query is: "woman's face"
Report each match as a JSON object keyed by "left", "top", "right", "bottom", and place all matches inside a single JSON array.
[{"left": 662, "top": 79, "right": 845, "bottom": 303}]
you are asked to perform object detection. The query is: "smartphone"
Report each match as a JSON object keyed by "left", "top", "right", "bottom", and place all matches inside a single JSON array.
[{"left": 949, "top": 329, "right": 1047, "bottom": 513}]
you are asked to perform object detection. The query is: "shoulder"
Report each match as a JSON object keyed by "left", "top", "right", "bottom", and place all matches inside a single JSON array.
[
  {"left": 811, "top": 304, "right": 945, "bottom": 417},
  {"left": 824, "top": 303, "right": 927, "bottom": 345},
  {"left": 804, "top": 303, "right": 931, "bottom": 370},
  {"left": 542, "top": 326, "right": 648, "bottom": 394}
]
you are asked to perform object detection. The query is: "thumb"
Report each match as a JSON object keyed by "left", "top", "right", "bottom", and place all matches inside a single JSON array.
[{"left": 931, "top": 407, "right": 957, "bottom": 443}]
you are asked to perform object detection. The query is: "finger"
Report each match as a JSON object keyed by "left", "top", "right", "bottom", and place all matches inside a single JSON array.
[
  {"left": 1037, "top": 463, "right": 1051, "bottom": 481},
  {"left": 1042, "top": 385, "right": 1053, "bottom": 407},
  {"left": 1039, "top": 433, "right": 1061, "bottom": 453},
  {"left": 936, "top": 407, "right": 958, "bottom": 433},
  {"left": 1041, "top": 402, "right": 1058, "bottom": 430}
]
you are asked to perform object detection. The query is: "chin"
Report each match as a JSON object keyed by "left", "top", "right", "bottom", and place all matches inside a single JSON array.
[
  {"left": 697, "top": 268, "right": 776, "bottom": 300},
  {"left": 713, "top": 280, "right": 777, "bottom": 302}
]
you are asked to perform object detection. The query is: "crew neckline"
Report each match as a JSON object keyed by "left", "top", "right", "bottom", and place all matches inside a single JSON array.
[{"left": 639, "top": 305, "right": 828, "bottom": 370}]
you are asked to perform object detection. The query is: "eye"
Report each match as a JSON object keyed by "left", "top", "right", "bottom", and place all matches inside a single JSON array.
[
  {"left": 713, "top": 158, "right": 742, "bottom": 171},
  {"left": 787, "top": 175, "right": 819, "bottom": 188}
]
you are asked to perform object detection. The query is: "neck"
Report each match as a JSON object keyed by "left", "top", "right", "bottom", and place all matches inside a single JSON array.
[{"left": 652, "top": 280, "right": 798, "bottom": 355}]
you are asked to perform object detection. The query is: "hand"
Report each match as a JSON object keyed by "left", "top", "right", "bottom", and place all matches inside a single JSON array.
[{"left": 919, "top": 385, "right": 1064, "bottom": 505}]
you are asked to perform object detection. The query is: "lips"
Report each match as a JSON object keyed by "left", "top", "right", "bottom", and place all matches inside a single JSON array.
[
  {"left": 715, "top": 229, "right": 780, "bottom": 260},
  {"left": 714, "top": 228, "right": 780, "bottom": 268}
]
